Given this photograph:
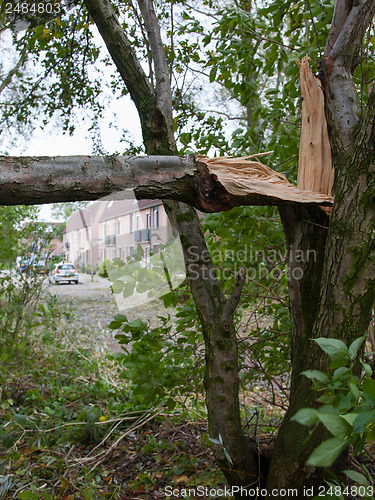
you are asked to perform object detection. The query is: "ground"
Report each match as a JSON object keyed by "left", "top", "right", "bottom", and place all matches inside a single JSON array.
[
  {"left": 46, "top": 272, "right": 176, "bottom": 352},
  {"left": 1, "top": 272, "right": 374, "bottom": 499},
  {"left": 0, "top": 271, "right": 228, "bottom": 499}
]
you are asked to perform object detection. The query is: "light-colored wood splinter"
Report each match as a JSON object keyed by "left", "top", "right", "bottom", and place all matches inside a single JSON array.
[
  {"left": 198, "top": 153, "right": 333, "bottom": 206},
  {"left": 297, "top": 56, "right": 334, "bottom": 196}
]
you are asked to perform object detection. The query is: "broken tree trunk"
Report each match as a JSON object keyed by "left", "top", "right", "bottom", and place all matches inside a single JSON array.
[
  {"left": 297, "top": 57, "right": 334, "bottom": 196},
  {"left": 0, "top": 154, "right": 333, "bottom": 210}
]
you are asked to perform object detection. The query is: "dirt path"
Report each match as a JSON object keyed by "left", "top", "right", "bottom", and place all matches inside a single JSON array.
[{"left": 45, "top": 272, "right": 174, "bottom": 352}]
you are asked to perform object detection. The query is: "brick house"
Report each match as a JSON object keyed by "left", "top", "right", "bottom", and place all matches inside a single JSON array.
[
  {"left": 64, "top": 201, "right": 107, "bottom": 268},
  {"left": 98, "top": 199, "right": 171, "bottom": 267},
  {"left": 64, "top": 199, "right": 171, "bottom": 269}
]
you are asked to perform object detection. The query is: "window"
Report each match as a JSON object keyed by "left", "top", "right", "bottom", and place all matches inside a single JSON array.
[
  {"left": 117, "top": 218, "right": 121, "bottom": 234},
  {"left": 102, "top": 222, "right": 106, "bottom": 238},
  {"left": 130, "top": 213, "right": 135, "bottom": 233},
  {"left": 58, "top": 264, "right": 75, "bottom": 271},
  {"left": 136, "top": 215, "right": 141, "bottom": 230},
  {"left": 147, "top": 212, "right": 151, "bottom": 229},
  {"left": 153, "top": 207, "right": 159, "bottom": 228}
]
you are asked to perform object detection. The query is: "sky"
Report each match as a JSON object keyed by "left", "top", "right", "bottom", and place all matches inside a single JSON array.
[
  {"left": 1, "top": 27, "right": 143, "bottom": 223},
  {"left": 1, "top": 4, "right": 235, "bottom": 223},
  {"left": 26, "top": 99, "right": 142, "bottom": 222}
]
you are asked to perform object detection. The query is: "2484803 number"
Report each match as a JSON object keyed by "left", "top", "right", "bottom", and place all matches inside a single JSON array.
[
  {"left": 5, "top": 1, "right": 61, "bottom": 15},
  {"left": 318, "top": 485, "right": 374, "bottom": 497}
]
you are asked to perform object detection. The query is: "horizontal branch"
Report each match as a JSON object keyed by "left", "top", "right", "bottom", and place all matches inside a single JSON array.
[{"left": 0, "top": 155, "right": 333, "bottom": 211}]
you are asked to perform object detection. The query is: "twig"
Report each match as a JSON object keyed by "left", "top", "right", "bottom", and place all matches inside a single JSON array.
[
  {"left": 74, "top": 409, "right": 162, "bottom": 472},
  {"left": 364, "top": 445, "right": 375, "bottom": 461}
]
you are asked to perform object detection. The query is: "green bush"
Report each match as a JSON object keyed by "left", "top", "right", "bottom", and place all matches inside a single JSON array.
[{"left": 292, "top": 334, "right": 375, "bottom": 468}]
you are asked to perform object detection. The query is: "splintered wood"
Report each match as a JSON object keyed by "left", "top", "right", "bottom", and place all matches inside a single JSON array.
[
  {"left": 297, "top": 56, "right": 334, "bottom": 196},
  {"left": 198, "top": 57, "right": 334, "bottom": 208},
  {"left": 198, "top": 153, "right": 333, "bottom": 206}
]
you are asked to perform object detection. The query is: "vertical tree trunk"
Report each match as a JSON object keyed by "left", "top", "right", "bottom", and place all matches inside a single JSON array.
[
  {"left": 84, "top": 0, "right": 260, "bottom": 489},
  {"left": 265, "top": 207, "right": 332, "bottom": 496},
  {"left": 266, "top": 2, "right": 375, "bottom": 494},
  {"left": 164, "top": 201, "right": 260, "bottom": 490}
]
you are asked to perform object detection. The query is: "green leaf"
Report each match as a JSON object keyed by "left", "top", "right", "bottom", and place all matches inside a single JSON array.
[
  {"left": 113, "top": 314, "right": 127, "bottom": 322},
  {"left": 291, "top": 408, "right": 318, "bottom": 426},
  {"left": 332, "top": 367, "right": 349, "bottom": 381},
  {"left": 353, "top": 407, "right": 375, "bottom": 433},
  {"left": 314, "top": 338, "right": 349, "bottom": 360},
  {"left": 208, "top": 437, "right": 221, "bottom": 445},
  {"left": 343, "top": 470, "right": 369, "bottom": 486},
  {"left": 111, "top": 280, "right": 125, "bottom": 294},
  {"left": 112, "top": 257, "right": 125, "bottom": 266},
  {"left": 360, "top": 360, "right": 373, "bottom": 377},
  {"left": 223, "top": 447, "right": 233, "bottom": 465},
  {"left": 347, "top": 379, "right": 360, "bottom": 401},
  {"left": 108, "top": 321, "right": 122, "bottom": 330},
  {"left": 340, "top": 413, "right": 357, "bottom": 427},
  {"left": 315, "top": 410, "right": 351, "bottom": 438},
  {"left": 362, "top": 377, "right": 375, "bottom": 404},
  {"left": 348, "top": 335, "right": 365, "bottom": 360},
  {"left": 302, "top": 370, "right": 329, "bottom": 384},
  {"left": 306, "top": 437, "right": 348, "bottom": 467},
  {"left": 127, "top": 319, "right": 147, "bottom": 330},
  {"left": 180, "top": 132, "right": 192, "bottom": 145}
]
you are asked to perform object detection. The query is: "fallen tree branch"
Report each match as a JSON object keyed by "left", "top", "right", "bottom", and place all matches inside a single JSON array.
[{"left": 0, "top": 154, "right": 333, "bottom": 210}]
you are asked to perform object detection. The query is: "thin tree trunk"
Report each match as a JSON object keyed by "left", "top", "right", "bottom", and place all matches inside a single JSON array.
[{"left": 84, "top": 0, "right": 260, "bottom": 489}]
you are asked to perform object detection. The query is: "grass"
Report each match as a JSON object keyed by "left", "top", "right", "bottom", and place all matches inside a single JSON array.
[{"left": 0, "top": 293, "right": 225, "bottom": 499}]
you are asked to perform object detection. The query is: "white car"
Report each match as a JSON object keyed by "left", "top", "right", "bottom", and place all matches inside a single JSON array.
[{"left": 49, "top": 263, "right": 79, "bottom": 285}]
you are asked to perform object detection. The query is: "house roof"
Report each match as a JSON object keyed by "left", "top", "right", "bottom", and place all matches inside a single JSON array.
[
  {"left": 65, "top": 198, "right": 162, "bottom": 229},
  {"left": 66, "top": 201, "right": 107, "bottom": 231},
  {"left": 99, "top": 199, "right": 161, "bottom": 222}
]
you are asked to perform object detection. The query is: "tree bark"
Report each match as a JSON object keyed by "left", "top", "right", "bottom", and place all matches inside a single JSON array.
[
  {"left": 164, "top": 200, "right": 261, "bottom": 491},
  {"left": 266, "top": 206, "right": 333, "bottom": 495}
]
